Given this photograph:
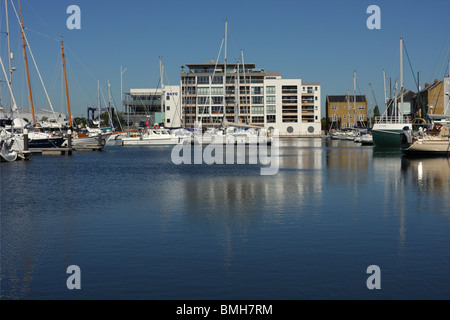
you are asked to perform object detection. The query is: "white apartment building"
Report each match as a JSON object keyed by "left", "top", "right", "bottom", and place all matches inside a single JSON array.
[{"left": 180, "top": 62, "right": 321, "bottom": 136}]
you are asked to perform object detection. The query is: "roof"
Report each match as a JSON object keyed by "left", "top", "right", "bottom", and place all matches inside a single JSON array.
[{"left": 327, "top": 95, "right": 367, "bottom": 103}]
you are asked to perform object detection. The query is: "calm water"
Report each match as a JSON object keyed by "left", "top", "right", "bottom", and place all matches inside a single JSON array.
[{"left": 1, "top": 138, "right": 449, "bottom": 300}]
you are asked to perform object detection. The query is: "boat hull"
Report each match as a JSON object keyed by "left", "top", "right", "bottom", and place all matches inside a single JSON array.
[
  {"left": 122, "top": 137, "right": 181, "bottom": 146},
  {"left": 372, "top": 123, "right": 408, "bottom": 148},
  {"left": 403, "top": 140, "right": 450, "bottom": 156}
]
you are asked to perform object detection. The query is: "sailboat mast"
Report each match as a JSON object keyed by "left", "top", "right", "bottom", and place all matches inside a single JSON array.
[
  {"left": 400, "top": 37, "right": 404, "bottom": 124},
  {"left": 223, "top": 20, "right": 227, "bottom": 124},
  {"left": 369, "top": 83, "right": 372, "bottom": 127},
  {"left": 353, "top": 71, "right": 357, "bottom": 127},
  {"left": 61, "top": 36, "right": 72, "bottom": 129},
  {"left": 19, "top": 0, "right": 36, "bottom": 126},
  {"left": 4, "top": 0, "right": 13, "bottom": 110},
  {"left": 97, "top": 79, "right": 101, "bottom": 129}
]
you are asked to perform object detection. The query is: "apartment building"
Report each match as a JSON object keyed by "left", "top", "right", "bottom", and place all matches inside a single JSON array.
[{"left": 180, "top": 62, "right": 321, "bottom": 136}]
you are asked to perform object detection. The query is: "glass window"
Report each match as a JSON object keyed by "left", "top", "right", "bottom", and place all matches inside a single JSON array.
[
  {"left": 266, "top": 105, "right": 276, "bottom": 114},
  {"left": 197, "top": 87, "right": 210, "bottom": 95},
  {"left": 266, "top": 115, "right": 276, "bottom": 123},
  {"left": 266, "top": 86, "right": 276, "bottom": 94},
  {"left": 251, "top": 87, "right": 263, "bottom": 95},
  {"left": 266, "top": 96, "right": 276, "bottom": 104},
  {"left": 252, "top": 96, "right": 263, "bottom": 104}
]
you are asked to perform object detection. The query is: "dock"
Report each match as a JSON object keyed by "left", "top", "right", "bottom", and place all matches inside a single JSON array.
[{"left": 29, "top": 148, "right": 73, "bottom": 155}]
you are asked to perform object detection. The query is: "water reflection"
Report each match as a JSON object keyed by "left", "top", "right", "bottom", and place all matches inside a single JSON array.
[{"left": 401, "top": 156, "right": 450, "bottom": 195}]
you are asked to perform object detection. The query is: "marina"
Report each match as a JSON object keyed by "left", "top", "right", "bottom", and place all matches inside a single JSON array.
[{"left": 1, "top": 0, "right": 450, "bottom": 303}]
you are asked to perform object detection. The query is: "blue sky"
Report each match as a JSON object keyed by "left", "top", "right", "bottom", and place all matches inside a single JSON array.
[{"left": 1, "top": 0, "right": 449, "bottom": 118}]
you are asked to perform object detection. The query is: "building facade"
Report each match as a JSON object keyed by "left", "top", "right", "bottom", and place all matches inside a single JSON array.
[
  {"left": 123, "top": 85, "right": 182, "bottom": 128},
  {"left": 326, "top": 95, "right": 368, "bottom": 131},
  {"left": 181, "top": 62, "right": 321, "bottom": 136}
]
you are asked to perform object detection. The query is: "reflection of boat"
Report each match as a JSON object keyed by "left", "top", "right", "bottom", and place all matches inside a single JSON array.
[
  {"left": 401, "top": 124, "right": 450, "bottom": 156},
  {"left": 401, "top": 156, "right": 450, "bottom": 192}
]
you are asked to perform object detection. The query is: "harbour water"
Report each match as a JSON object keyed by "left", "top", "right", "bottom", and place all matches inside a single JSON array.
[{"left": 1, "top": 138, "right": 449, "bottom": 300}]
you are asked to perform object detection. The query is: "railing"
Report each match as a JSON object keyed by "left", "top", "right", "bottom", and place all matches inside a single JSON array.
[{"left": 374, "top": 116, "right": 412, "bottom": 124}]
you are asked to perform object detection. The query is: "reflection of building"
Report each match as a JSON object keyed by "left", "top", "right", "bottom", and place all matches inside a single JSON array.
[
  {"left": 325, "top": 95, "right": 368, "bottom": 130},
  {"left": 181, "top": 62, "right": 321, "bottom": 136},
  {"left": 123, "top": 86, "right": 181, "bottom": 128}
]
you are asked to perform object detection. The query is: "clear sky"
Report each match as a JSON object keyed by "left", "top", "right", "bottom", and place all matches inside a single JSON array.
[{"left": 1, "top": 0, "right": 449, "bottom": 118}]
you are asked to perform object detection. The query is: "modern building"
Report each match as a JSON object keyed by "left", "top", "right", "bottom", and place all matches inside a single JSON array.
[
  {"left": 326, "top": 95, "right": 368, "bottom": 131},
  {"left": 180, "top": 62, "right": 321, "bottom": 136},
  {"left": 123, "top": 85, "right": 182, "bottom": 129}
]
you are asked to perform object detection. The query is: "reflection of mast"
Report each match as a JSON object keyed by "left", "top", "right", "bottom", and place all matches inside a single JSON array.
[
  {"left": 61, "top": 37, "right": 73, "bottom": 129},
  {"left": 19, "top": 0, "right": 36, "bottom": 125}
]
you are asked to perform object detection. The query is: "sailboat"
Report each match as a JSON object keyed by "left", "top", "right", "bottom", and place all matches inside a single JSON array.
[
  {"left": 372, "top": 37, "right": 412, "bottom": 148},
  {"left": 3, "top": 0, "right": 66, "bottom": 151},
  {"left": 0, "top": 128, "right": 17, "bottom": 162},
  {"left": 58, "top": 37, "right": 111, "bottom": 150},
  {"left": 401, "top": 70, "right": 450, "bottom": 156}
]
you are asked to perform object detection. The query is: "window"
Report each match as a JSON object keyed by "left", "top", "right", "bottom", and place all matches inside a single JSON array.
[
  {"left": 251, "top": 87, "right": 263, "bottom": 95},
  {"left": 211, "top": 97, "right": 223, "bottom": 105},
  {"left": 211, "top": 87, "right": 223, "bottom": 95},
  {"left": 166, "top": 95, "right": 170, "bottom": 101},
  {"left": 212, "top": 76, "right": 223, "bottom": 84},
  {"left": 197, "top": 76, "right": 209, "bottom": 84},
  {"left": 251, "top": 106, "right": 264, "bottom": 114},
  {"left": 197, "top": 97, "right": 210, "bottom": 105},
  {"left": 343, "top": 114, "right": 346, "bottom": 119},
  {"left": 332, "top": 114, "right": 337, "bottom": 121},
  {"left": 331, "top": 105, "right": 337, "bottom": 110},
  {"left": 266, "top": 96, "right": 276, "bottom": 104},
  {"left": 358, "top": 105, "right": 365, "bottom": 110},
  {"left": 315, "top": 96, "right": 318, "bottom": 101},
  {"left": 252, "top": 96, "right": 264, "bottom": 104},
  {"left": 266, "top": 86, "right": 275, "bottom": 94},
  {"left": 251, "top": 116, "right": 264, "bottom": 123},
  {"left": 287, "top": 126, "right": 294, "bottom": 133},
  {"left": 167, "top": 106, "right": 170, "bottom": 111},
  {"left": 167, "top": 119, "right": 171, "bottom": 123},
  {"left": 266, "top": 105, "right": 276, "bottom": 114},
  {"left": 266, "top": 115, "right": 276, "bottom": 123},
  {"left": 197, "top": 87, "right": 210, "bottom": 95}
]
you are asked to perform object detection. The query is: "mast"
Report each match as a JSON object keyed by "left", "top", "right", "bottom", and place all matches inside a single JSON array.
[
  {"left": 223, "top": 20, "right": 227, "bottom": 124},
  {"left": 61, "top": 36, "right": 72, "bottom": 129},
  {"left": 400, "top": 37, "right": 404, "bottom": 123},
  {"left": 235, "top": 58, "right": 240, "bottom": 124},
  {"left": 97, "top": 79, "right": 101, "bottom": 129},
  {"left": 353, "top": 71, "right": 357, "bottom": 127},
  {"left": 369, "top": 83, "right": 372, "bottom": 127},
  {"left": 383, "top": 69, "right": 387, "bottom": 108},
  {"left": 347, "top": 90, "right": 350, "bottom": 129},
  {"left": 19, "top": 0, "right": 36, "bottom": 125},
  {"left": 4, "top": 0, "right": 13, "bottom": 110},
  {"left": 241, "top": 50, "right": 248, "bottom": 124}
]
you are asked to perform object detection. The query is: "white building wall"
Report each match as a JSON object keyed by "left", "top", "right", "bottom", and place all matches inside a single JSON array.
[{"left": 163, "top": 85, "right": 182, "bottom": 127}]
